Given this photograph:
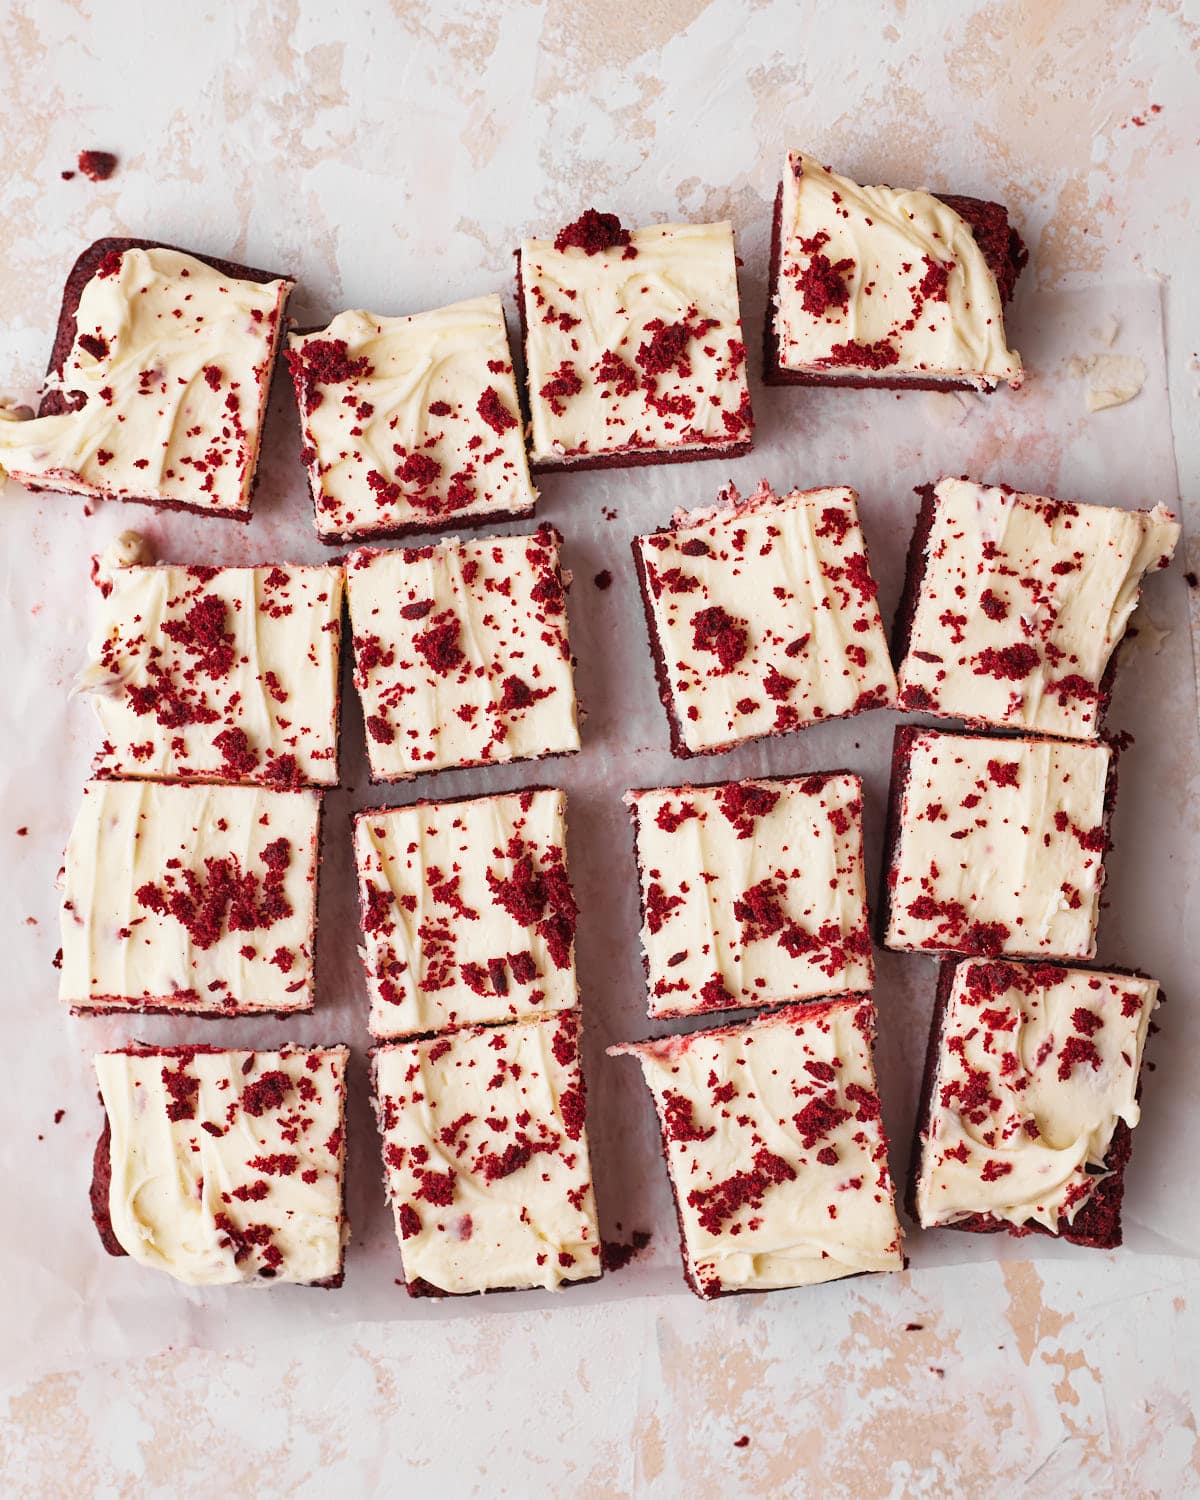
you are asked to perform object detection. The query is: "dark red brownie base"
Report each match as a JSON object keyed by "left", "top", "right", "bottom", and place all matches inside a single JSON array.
[
  {"left": 892, "top": 480, "right": 1123, "bottom": 734},
  {"left": 90, "top": 1045, "right": 347, "bottom": 1287},
  {"left": 877, "top": 724, "right": 1121, "bottom": 955},
  {"left": 514, "top": 249, "right": 754, "bottom": 474},
  {"left": 763, "top": 183, "right": 1027, "bottom": 389},
  {"left": 26, "top": 236, "right": 292, "bottom": 520},
  {"left": 906, "top": 958, "right": 1144, "bottom": 1249}
]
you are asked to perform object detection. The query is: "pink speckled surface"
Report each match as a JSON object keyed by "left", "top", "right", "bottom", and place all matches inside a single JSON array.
[{"left": 2, "top": 2, "right": 1200, "bottom": 1495}]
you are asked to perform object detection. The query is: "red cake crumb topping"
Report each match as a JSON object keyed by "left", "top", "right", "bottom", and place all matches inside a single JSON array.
[
  {"left": 716, "top": 783, "right": 780, "bottom": 837},
  {"left": 538, "top": 362, "right": 584, "bottom": 415},
  {"left": 287, "top": 339, "right": 373, "bottom": 412},
  {"left": 691, "top": 605, "right": 749, "bottom": 672},
  {"left": 823, "top": 338, "right": 899, "bottom": 370},
  {"left": 687, "top": 1148, "right": 796, "bottom": 1234},
  {"left": 414, "top": 614, "right": 466, "bottom": 675},
  {"left": 600, "top": 1230, "right": 651, "bottom": 1272},
  {"left": 78, "top": 150, "right": 117, "bottom": 181},
  {"left": 476, "top": 386, "right": 518, "bottom": 434},
  {"left": 974, "top": 643, "right": 1039, "bottom": 680},
  {"left": 553, "top": 209, "right": 635, "bottom": 257},
  {"left": 798, "top": 252, "right": 854, "bottom": 318},
  {"left": 241, "top": 1069, "right": 293, "bottom": 1117}
]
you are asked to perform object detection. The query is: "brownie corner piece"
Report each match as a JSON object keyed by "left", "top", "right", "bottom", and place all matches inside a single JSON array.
[
  {"left": 767, "top": 149, "right": 1023, "bottom": 392},
  {"left": 92, "top": 1044, "right": 348, "bottom": 1285},
  {"left": 373, "top": 1012, "right": 601, "bottom": 1295},
  {"left": 633, "top": 480, "right": 895, "bottom": 756},
  {"left": 2, "top": 238, "right": 293, "bottom": 516},
  {"left": 911, "top": 957, "right": 1159, "bottom": 1247},
  {"left": 518, "top": 210, "right": 753, "bottom": 470}
]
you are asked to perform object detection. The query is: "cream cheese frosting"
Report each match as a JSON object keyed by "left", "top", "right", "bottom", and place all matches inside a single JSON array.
[
  {"left": 288, "top": 297, "right": 536, "bottom": 540},
  {"left": 374, "top": 1012, "right": 601, "bottom": 1294},
  {"left": 610, "top": 999, "right": 902, "bottom": 1297},
  {"left": 355, "top": 788, "right": 579, "bottom": 1038},
  {"left": 95, "top": 1046, "right": 347, "bottom": 1287},
  {"left": 635, "top": 482, "right": 896, "bottom": 755},
  {"left": 346, "top": 526, "right": 579, "bottom": 781},
  {"left": 915, "top": 960, "right": 1159, "bottom": 1233},
  {"left": 520, "top": 217, "right": 752, "bottom": 463},
  {"left": 60, "top": 781, "right": 320, "bottom": 1014},
  {"left": 91, "top": 528, "right": 155, "bottom": 595},
  {"left": 76, "top": 562, "right": 344, "bottom": 785},
  {"left": 774, "top": 152, "right": 1022, "bottom": 388},
  {"left": 898, "top": 478, "right": 1180, "bottom": 738},
  {"left": 0, "top": 245, "right": 291, "bottom": 513},
  {"left": 628, "top": 773, "right": 873, "bottom": 1017},
  {"left": 885, "top": 729, "right": 1111, "bottom": 959}
]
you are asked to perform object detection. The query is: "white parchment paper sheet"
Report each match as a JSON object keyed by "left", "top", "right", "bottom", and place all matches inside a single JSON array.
[{"left": 0, "top": 263, "right": 1195, "bottom": 1389}]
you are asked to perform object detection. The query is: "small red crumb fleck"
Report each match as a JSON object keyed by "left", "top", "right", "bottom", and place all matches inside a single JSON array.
[
  {"left": 77, "top": 150, "right": 117, "bottom": 181},
  {"left": 15, "top": 827, "right": 27, "bottom": 837},
  {"left": 593, "top": 569, "right": 613, "bottom": 591},
  {"left": 734, "top": 1435, "right": 751, "bottom": 1450}
]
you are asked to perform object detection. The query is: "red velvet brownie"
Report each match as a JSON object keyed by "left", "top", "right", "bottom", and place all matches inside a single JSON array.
[
  {"left": 373, "top": 1012, "right": 601, "bottom": 1295},
  {"left": 627, "top": 773, "right": 873, "bottom": 1018},
  {"left": 346, "top": 525, "right": 579, "bottom": 781},
  {"left": 911, "top": 958, "right": 1160, "bottom": 1247},
  {"left": 77, "top": 562, "right": 344, "bottom": 785},
  {"left": 354, "top": 787, "right": 579, "bottom": 1038},
  {"left": 517, "top": 210, "right": 753, "bottom": 470},
  {"left": 633, "top": 481, "right": 895, "bottom": 756},
  {"left": 882, "top": 726, "right": 1114, "bottom": 959},
  {"left": 895, "top": 478, "right": 1180, "bottom": 738},
  {"left": 0, "top": 238, "right": 293, "bottom": 516},
  {"left": 765, "top": 152, "right": 1025, "bottom": 391},
  {"left": 59, "top": 781, "right": 320, "bottom": 1016},
  {"left": 288, "top": 297, "right": 536, "bottom": 543},
  {"left": 609, "top": 998, "right": 903, "bottom": 1298},
  {"left": 92, "top": 1044, "right": 348, "bottom": 1286}
]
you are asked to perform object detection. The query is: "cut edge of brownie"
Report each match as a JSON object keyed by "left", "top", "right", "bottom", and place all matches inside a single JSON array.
[
  {"left": 614, "top": 994, "right": 898, "bottom": 1300},
  {"left": 905, "top": 957, "right": 1155, "bottom": 1249},
  {"left": 514, "top": 246, "right": 754, "bottom": 475},
  {"left": 89, "top": 1043, "right": 350, "bottom": 1287},
  {"left": 368, "top": 1034, "right": 602, "bottom": 1298},
  {"left": 762, "top": 182, "right": 1026, "bottom": 390},
  {"left": 877, "top": 723, "right": 1119, "bottom": 957},
  {"left": 28, "top": 236, "right": 294, "bottom": 520}
]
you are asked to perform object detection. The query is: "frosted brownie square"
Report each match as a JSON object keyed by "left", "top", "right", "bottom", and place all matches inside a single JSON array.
[
  {"left": 895, "top": 478, "right": 1180, "bottom": 738},
  {"left": 59, "top": 781, "right": 320, "bottom": 1016},
  {"left": 0, "top": 238, "right": 292, "bottom": 516},
  {"left": 912, "top": 958, "right": 1159, "bottom": 1247},
  {"left": 346, "top": 525, "right": 579, "bottom": 781},
  {"left": 765, "top": 151, "right": 1024, "bottom": 390},
  {"left": 633, "top": 481, "right": 895, "bottom": 756},
  {"left": 77, "top": 562, "right": 344, "bottom": 785},
  {"left": 287, "top": 296, "right": 536, "bottom": 542},
  {"left": 517, "top": 210, "right": 753, "bottom": 470},
  {"left": 354, "top": 787, "right": 579, "bottom": 1038},
  {"left": 628, "top": 773, "right": 872, "bottom": 1018},
  {"left": 92, "top": 1045, "right": 348, "bottom": 1286},
  {"left": 373, "top": 1012, "right": 601, "bottom": 1295},
  {"left": 610, "top": 998, "right": 902, "bottom": 1299},
  {"left": 882, "top": 726, "right": 1113, "bottom": 959}
]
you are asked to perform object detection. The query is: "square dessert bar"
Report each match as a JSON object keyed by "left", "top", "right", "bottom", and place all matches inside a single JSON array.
[
  {"left": 765, "top": 151, "right": 1025, "bottom": 391},
  {"left": 895, "top": 478, "right": 1180, "bottom": 739},
  {"left": 287, "top": 296, "right": 536, "bottom": 543},
  {"left": 59, "top": 781, "right": 321, "bottom": 1016},
  {"left": 346, "top": 525, "right": 579, "bottom": 781},
  {"left": 92, "top": 1045, "right": 348, "bottom": 1286},
  {"left": 610, "top": 998, "right": 903, "bottom": 1299},
  {"left": 517, "top": 210, "right": 753, "bottom": 470},
  {"left": 633, "top": 481, "right": 896, "bottom": 756},
  {"left": 354, "top": 786, "right": 579, "bottom": 1038},
  {"left": 77, "top": 562, "right": 344, "bottom": 785},
  {"left": 882, "top": 726, "right": 1114, "bottom": 959},
  {"left": 912, "top": 958, "right": 1160, "bottom": 1247},
  {"left": 0, "top": 238, "right": 293, "bottom": 516},
  {"left": 373, "top": 1012, "right": 601, "bottom": 1295},
  {"left": 628, "top": 773, "right": 873, "bottom": 1018}
]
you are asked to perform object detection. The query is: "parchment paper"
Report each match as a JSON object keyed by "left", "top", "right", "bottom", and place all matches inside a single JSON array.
[{"left": 1, "top": 272, "right": 1195, "bottom": 1392}]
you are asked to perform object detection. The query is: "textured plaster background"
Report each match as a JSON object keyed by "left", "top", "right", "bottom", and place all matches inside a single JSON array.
[{"left": 1, "top": 1, "right": 1199, "bottom": 1496}]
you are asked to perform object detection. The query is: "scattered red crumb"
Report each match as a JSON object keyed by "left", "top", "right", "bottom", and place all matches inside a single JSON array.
[
  {"left": 476, "top": 386, "right": 518, "bottom": 434},
  {"left": 593, "top": 569, "right": 613, "bottom": 591},
  {"left": 734, "top": 1436, "right": 751, "bottom": 1450},
  {"left": 15, "top": 827, "right": 27, "bottom": 837},
  {"left": 553, "top": 209, "right": 635, "bottom": 256},
  {"left": 600, "top": 1230, "right": 652, "bottom": 1272},
  {"left": 691, "top": 605, "right": 748, "bottom": 672},
  {"left": 77, "top": 150, "right": 117, "bottom": 182}
]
